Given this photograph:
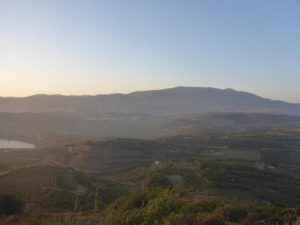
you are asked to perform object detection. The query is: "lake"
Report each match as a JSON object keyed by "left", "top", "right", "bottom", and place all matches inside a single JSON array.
[{"left": 0, "top": 139, "right": 35, "bottom": 149}]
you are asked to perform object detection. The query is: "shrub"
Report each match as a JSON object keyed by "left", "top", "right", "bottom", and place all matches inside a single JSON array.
[
  {"left": 106, "top": 189, "right": 182, "bottom": 225},
  {"left": 226, "top": 206, "right": 248, "bottom": 222},
  {"left": 163, "top": 213, "right": 195, "bottom": 225}
]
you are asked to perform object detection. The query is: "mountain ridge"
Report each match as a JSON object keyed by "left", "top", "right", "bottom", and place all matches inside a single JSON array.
[
  {"left": 0, "top": 87, "right": 299, "bottom": 115},
  {"left": 0, "top": 87, "right": 293, "bottom": 101}
]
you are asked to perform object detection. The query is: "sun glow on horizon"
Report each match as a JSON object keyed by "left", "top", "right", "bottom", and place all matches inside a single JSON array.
[{"left": 1, "top": 1, "right": 300, "bottom": 103}]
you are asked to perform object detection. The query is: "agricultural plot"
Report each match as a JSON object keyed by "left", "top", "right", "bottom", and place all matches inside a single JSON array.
[{"left": 0, "top": 166, "right": 57, "bottom": 202}]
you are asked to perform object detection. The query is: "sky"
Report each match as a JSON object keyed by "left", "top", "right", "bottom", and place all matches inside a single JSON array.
[{"left": 0, "top": 0, "right": 300, "bottom": 102}]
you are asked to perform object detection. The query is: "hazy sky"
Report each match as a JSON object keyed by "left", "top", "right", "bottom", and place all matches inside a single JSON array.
[{"left": 1, "top": 0, "right": 300, "bottom": 102}]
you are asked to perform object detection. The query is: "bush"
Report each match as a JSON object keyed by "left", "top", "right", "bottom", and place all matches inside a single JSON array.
[
  {"left": 106, "top": 189, "right": 182, "bottom": 225},
  {"left": 181, "top": 201, "right": 220, "bottom": 214},
  {"left": 0, "top": 194, "right": 24, "bottom": 216},
  {"left": 105, "top": 188, "right": 290, "bottom": 225}
]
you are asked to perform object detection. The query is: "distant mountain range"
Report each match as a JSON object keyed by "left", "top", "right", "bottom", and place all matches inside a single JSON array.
[
  {"left": 1, "top": 87, "right": 300, "bottom": 145},
  {"left": 0, "top": 87, "right": 300, "bottom": 115}
]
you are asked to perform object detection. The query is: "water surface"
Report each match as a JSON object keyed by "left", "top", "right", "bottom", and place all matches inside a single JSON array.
[{"left": 0, "top": 139, "right": 35, "bottom": 149}]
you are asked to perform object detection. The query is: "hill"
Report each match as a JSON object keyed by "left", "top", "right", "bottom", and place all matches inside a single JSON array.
[
  {"left": 0, "top": 87, "right": 299, "bottom": 115},
  {"left": 111, "top": 158, "right": 300, "bottom": 207}
]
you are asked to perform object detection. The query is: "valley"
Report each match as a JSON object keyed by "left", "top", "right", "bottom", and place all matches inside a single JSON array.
[{"left": 0, "top": 88, "right": 299, "bottom": 225}]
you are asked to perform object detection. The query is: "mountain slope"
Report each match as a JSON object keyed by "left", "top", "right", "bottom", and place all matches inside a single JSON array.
[{"left": 0, "top": 87, "right": 299, "bottom": 115}]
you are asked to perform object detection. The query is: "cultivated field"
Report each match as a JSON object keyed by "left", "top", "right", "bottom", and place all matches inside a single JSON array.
[{"left": 0, "top": 166, "right": 57, "bottom": 202}]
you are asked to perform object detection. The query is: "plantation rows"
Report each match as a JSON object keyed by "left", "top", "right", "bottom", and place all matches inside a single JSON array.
[{"left": 0, "top": 166, "right": 57, "bottom": 202}]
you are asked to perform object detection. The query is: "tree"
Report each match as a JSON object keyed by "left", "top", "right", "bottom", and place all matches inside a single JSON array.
[
  {"left": 94, "top": 187, "right": 102, "bottom": 213},
  {"left": 74, "top": 195, "right": 80, "bottom": 214},
  {"left": 0, "top": 194, "right": 24, "bottom": 216}
]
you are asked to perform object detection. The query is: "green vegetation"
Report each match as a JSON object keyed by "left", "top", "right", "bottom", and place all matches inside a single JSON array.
[
  {"left": 111, "top": 158, "right": 300, "bottom": 207},
  {"left": 0, "top": 158, "right": 299, "bottom": 225},
  {"left": 0, "top": 130, "right": 300, "bottom": 224},
  {"left": 105, "top": 188, "right": 298, "bottom": 225}
]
